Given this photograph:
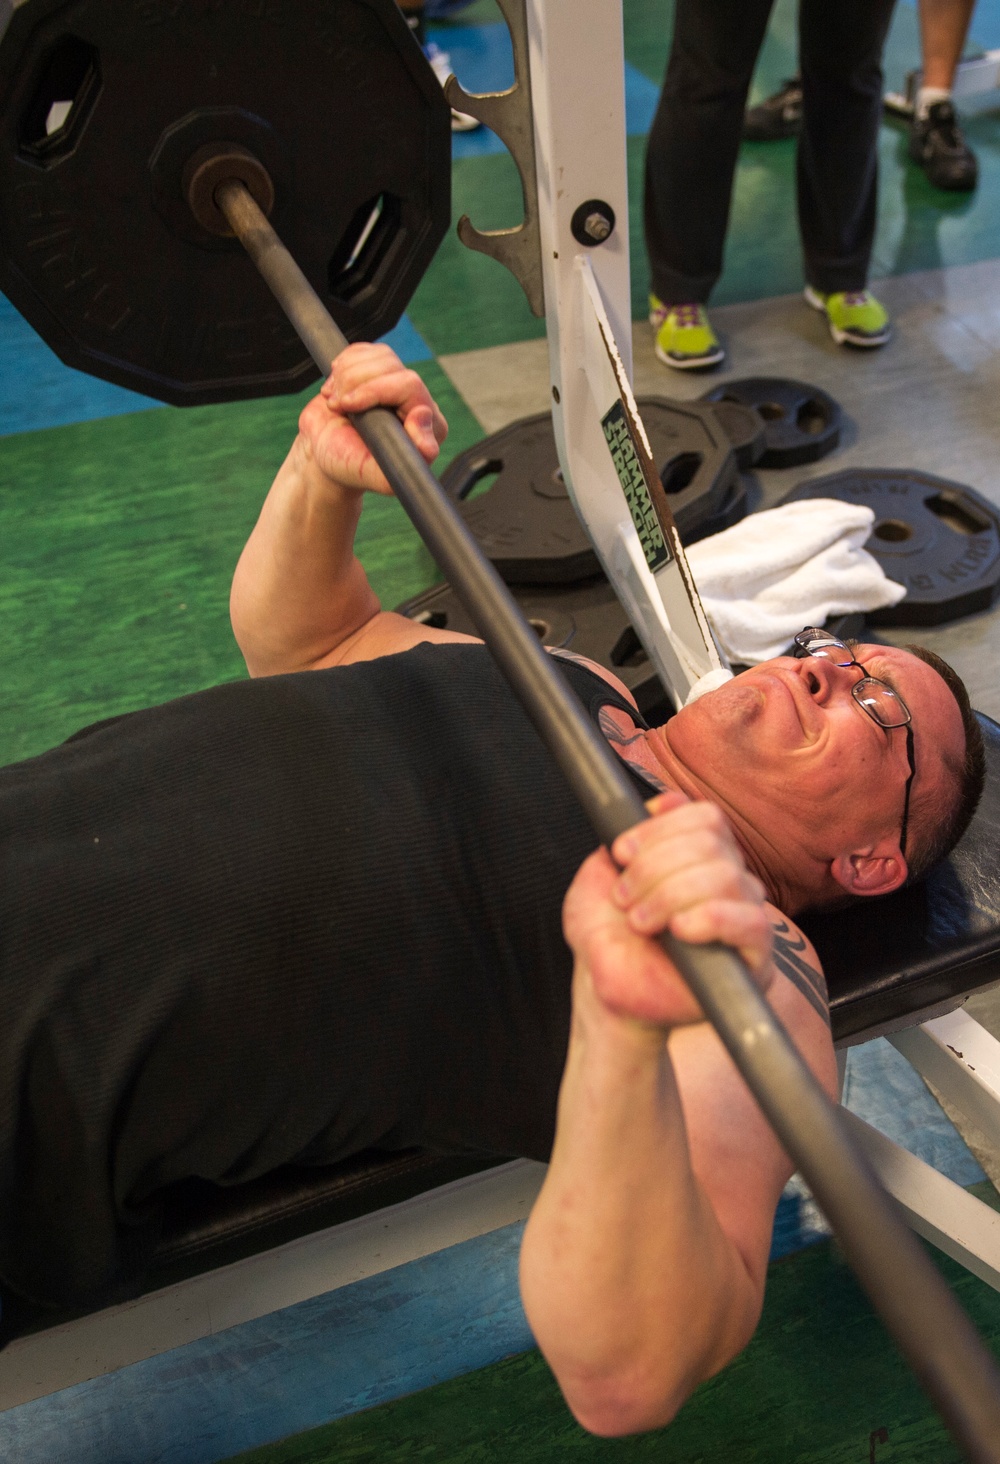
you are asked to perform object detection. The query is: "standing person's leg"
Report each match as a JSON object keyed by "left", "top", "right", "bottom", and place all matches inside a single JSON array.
[
  {"left": 910, "top": 0, "right": 978, "bottom": 190},
  {"left": 919, "top": 0, "right": 977, "bottom": 92},
  {"left": 797, "top": 0, "right": 896, "bottom": 349},
  {"left": 643, "top": 0, "right": 773, "bottom": 369}
]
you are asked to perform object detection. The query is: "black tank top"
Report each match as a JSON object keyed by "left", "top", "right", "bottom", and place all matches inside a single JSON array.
[{"left": 0, "top": 643, "right": 657, "bottom": 1306}]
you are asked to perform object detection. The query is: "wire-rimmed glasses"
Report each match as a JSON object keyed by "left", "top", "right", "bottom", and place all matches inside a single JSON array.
[{"left": 792, "top": 628, "right": 916, "bottom": 859}]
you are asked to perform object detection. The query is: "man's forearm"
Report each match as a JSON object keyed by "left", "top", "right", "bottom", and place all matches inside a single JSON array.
[
  {"left": 519, "top": 969, "right": 760, "bottom": 1438},
  {"left": 230, "top": 434, "right": 380, "bottom": 676}
]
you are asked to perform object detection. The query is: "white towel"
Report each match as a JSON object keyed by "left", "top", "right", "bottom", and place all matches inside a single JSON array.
[{"left": 684, "top": 498, "right": 906, "bottom": 664}]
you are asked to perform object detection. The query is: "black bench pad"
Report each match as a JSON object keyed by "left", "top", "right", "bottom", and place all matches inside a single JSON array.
[{"left": 802, "top": 712, "right": 1000, "bottom": 1040}]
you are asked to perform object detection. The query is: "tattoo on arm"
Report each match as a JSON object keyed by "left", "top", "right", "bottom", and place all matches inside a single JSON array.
[
  {"left": 597, "top": 707, "right": 668, "bottom": 792},
  {"left": 770, "top": 919, "right": 830, "bottom": 1026},
  {"left": 546, "top": 649, "right": 668, "bottom": 791}
]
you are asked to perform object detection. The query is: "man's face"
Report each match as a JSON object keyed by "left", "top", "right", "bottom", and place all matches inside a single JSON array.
[{"left": 663, "top": 643, "right": 966, "bottom": 891}]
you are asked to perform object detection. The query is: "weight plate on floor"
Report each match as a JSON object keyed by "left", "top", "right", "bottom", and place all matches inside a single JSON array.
[
  {"left": 784, "top": 469, "right": 1000, "bottom": 625},
  {"left": 0, "top": 0, "right": 450, "bottom": 404},
  {"left": 639, "top": 395, "right": 740, "bottom": 531},
  {"left": 396, "top": 576, "right": 674, "bottom": 723},
  {"left": 703, "top": 399, "right": 766, "bottom": 470},
  {"left": 702, "top": 377, "right": 841, "bottom": 468},
  {"left": 443, "top": 413, "right": 596, "bottom": 584},
  {"left": 442, "top": 401, "right": 738, "bottom": 584},
  {"left": 686, "top": 473, "right": 749, "bottom": 544}
]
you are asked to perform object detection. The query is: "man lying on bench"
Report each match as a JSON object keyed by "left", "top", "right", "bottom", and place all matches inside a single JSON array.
[{"left": 0, "top": 346, "right": 985, "bottom": 1437}]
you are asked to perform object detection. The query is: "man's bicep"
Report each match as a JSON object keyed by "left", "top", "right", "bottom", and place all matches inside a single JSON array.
[{"left": 311, "top": 609, "right": 481, "bottom": 667}]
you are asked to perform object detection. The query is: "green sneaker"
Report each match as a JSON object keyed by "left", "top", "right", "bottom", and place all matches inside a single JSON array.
[
  {"left": 804, "top": 286, "right": 891, "bottom": 348},
  {"left": 649, "top": 296, "right": 724, "bottom": 370}
]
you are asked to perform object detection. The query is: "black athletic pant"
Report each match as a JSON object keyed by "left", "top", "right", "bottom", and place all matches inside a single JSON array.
[{"left": 644, "top": 0, "right": 898, "bottom": 305}]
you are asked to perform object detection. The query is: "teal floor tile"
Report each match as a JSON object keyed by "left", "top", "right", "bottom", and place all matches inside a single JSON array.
[
  {"left": 377, "top": 313, "right": 434, "bottom": 364},
  {"left": 0, "top": 293, "right": 161, "bottom": 437},
  {"left": 427, "top": 20, "right": 513, "bottom": 96},
  {"left": 970, "top": 0, "right": 1000, "bottom": 50}
]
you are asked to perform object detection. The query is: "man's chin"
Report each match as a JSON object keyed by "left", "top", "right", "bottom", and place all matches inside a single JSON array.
[
  {"left": 667, "top": 676, "right": 766, "bottom": 764},
  {"left": 685, "top": 675, "right": 766, "bottom": 728}
]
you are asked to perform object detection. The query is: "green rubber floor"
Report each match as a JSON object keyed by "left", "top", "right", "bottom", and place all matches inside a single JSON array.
[
  {"left": 224, "top": 1202, "right": 1000, "bottom": 1464},
  {"left": 0, "top": 361, "right": 482, "bottom": 764}
]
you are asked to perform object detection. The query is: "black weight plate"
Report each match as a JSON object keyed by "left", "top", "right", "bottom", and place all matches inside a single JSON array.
[
  {"left": 396, "top": 577, "right": 674, "bottom": 723},
  {"left": 441, "top": 401, "right": 738, "bottom": 585},
  {"left": 702, "top": 377, "right": 841, "bottom": 468},
  {"left": 784, "top": 469, "right": 1000, "bottom": 626},
  {"left": 704, "top": 399, "right": 766, "bottom": 470},
  {"left": 685, "top": 473, "right": 748, "bottom": 544},
  {"left": 0, "top": 0, "right": 450, "bottom": 405},
  {"left": 443, "top": 413, "right": 596, "bottom": 585},
  {"left": 639, "top": 395, "right": 739, "bottom": 531}
]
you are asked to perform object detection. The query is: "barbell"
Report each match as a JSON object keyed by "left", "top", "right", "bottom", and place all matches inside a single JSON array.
[
  {"left": 1, "top": 1, "right": 999, "bottom": 1455},
  {"left": 0, "top": 0, "right": 450, "bottom": 402}
]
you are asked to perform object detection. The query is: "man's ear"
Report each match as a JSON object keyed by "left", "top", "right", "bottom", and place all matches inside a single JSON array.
[{"left": 830, "top": 845, "right": 908, "bottom": 899}]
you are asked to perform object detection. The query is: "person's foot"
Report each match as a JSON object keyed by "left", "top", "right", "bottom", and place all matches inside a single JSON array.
[
  {"left": 742, "top": 77, "right": 803, "bottom": 142},
  {"left": 425, "top": 42, "right": 481, "bottom": 132},
  {"left": 804, "top": 287, "right": 891, "bottom": 349},
  {"left": 649, "top": 297, "right": 724, "bottom": 370},
  {"left": 908, "top": 99, "right": 978, "bottom": 191}
]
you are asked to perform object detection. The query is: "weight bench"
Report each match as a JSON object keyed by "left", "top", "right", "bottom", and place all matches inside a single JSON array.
[{"left": 3, "top": 711, "right": 999, "bottom": 1361}]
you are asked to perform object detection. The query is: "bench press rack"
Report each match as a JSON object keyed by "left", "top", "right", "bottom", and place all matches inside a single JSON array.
[{"left": 453, "top": 0, "right": 1000, "bottom": 1321}]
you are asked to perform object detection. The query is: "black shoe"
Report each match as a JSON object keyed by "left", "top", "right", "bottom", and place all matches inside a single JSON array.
[
  {"left": 743, "top": 77, "right": 803, "bottom": 142},
  {"left": 909, "top": 100, "right": 978, "bottom": 191}
]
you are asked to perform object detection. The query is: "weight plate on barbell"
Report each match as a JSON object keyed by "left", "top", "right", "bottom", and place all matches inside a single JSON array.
[
  {"left": 702, "top": 377, "right": 841, "bottom": 468},
  {"left": 784, "top": 468, "right": 1000, "bottom": 625},
  {"left": 0, "top": 0, "right": 450, "bottom": 405},
  {"left": 442, "top": 399, "right": 740, "bottom": 585}
]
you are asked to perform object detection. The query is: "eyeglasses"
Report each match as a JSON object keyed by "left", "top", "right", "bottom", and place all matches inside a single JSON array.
[{"left": 792, "top": 628, "right": 917, "bottom": 859}]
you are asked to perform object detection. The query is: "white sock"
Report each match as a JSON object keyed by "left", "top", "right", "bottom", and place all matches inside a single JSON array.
[{"left": 916, "top": 85, "right": 952, "bottom": 120}]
